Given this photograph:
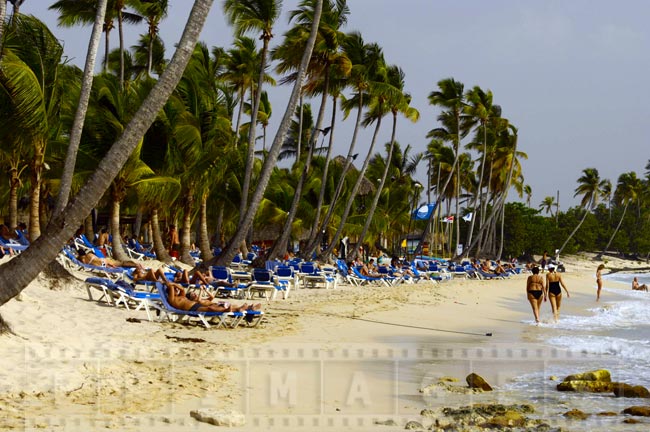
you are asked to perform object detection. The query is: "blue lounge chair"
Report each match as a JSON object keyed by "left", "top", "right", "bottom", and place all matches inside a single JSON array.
[
  {"left": 84, "top": 277, "right": 160, "bottom": 321},
  {"left": 247, "top": 268, "right": 284, "bottom": 300}
]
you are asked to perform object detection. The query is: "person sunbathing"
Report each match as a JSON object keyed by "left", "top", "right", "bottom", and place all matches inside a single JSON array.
[
  {"left": 632, "top": 277, "right": 648, "bottom": 292},
  {"left": 165, "top": 281, "right": 260, "bottom": 313},
  {"left": 77, "top": 249, "right": 143, "bottom": 270},
  {"left": 132, "top": 267, "right": 167, "bottom": 283}
]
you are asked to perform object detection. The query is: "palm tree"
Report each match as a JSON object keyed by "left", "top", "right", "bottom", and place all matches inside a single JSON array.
[
  {"left": 223, "top": 0, "right": 281, "bottom": 230},
  {"left": 600, "top": 178, "right": 612, "bottom": 220},
  {"left": 599, "top": 171, "right": 643, "bottom": 257},
  {"left": 220, "top": 36, "right": 263, "bottom": 141},
  {"left": 0, "top": 0, "right": 215, "bottom": 310},
  {"left": 131, "top": 0, "right": 168, "bottom": 77},
  {"left": 355, "top": 65, "right": 419, "bottom": 258},
  {"left": 539, "top": 196, "right": 557, "bottom": 216},
  {"left": 215, "top": 0, "right": 323, "bottom": 267},
  {"left": 304, "top": 31, "right": 374, "bottom": 257},
  {"left": 7, "top": 0, "right": 22, "bottom": 25},
  {"left": 557, "top": 168, "right": 607, "bottom": 255},
  {"left": 53, "top": 0, "right": 108, "bottom": 217},
  {"left": 49, "top": 0, "right": 143, "bottom": 87},
  {"left": 523, "top": 185, "right": 532, "bottom": 207},
  {"left": 0, "top": 14, "right": 66, "bottom": 240},
  {"left": 463, "top": 85, "right": 500, "bottom": 257}
]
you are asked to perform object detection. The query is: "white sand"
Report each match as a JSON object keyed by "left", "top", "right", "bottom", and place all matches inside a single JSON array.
[{"left": 0, "top": 252, "right": 647, "bottom": 430}]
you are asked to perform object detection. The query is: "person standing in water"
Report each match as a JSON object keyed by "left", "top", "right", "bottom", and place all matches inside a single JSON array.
[
  {"left": 546, "top": 263, "right": 569, "bottom": 322},
  {"left": 596, "top": 264, "right": 605, "bottom": 301},
  {"left": 526, "top": 266, "right": 546, "bottom": 324}
]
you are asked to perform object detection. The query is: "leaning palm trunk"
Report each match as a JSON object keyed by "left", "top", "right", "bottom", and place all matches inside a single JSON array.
[
  {"left": 305, "top": 92, "right": 363, "bottom": 258},
  {"left": 414, "top": 154, "right": 460, "bottom": 257},
  {"left": 0, "top": 0, "right": 214, "bottom": 308},
  {"left": 496, "top": 147, "right": 518, "bottom": 260},
  {"left": 356, "top": 113, "right": 398, "bottom": 259},
  {"left": 557, "top": 199, "right": 593, "bottom": 256},
  {"left": 269, "top": 71, "right": 330, "bottom": 260},
  {"left": 216, "top": 0, "right": 323, "bottom": 267},
  {"left": 599, "top": 202, "right": 629, "bottom": 259},
  {"left": 327, "top": 115, "right": 384, "bottom": 260},
  {"left": 308, "top": 95, "right": 337, "bottom": 241},
  {"left": 464, "top": 126, "right": 488, "bottom": 257},
  {"left": 52, "top": 0, "right": 107, "bottom": 216},
  {"left": 239, "top": 38, "right": 271, "bottom": 225}
]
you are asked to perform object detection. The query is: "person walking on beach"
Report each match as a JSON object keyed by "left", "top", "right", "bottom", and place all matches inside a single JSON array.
[
  {"left": 168, "top": 224, "right": 180, "bottom": 259},
  {"left": 526, "top": 266, "right": 546, "bottom": 324},
  {"left": 596, "top": 264, "right": 605, "bottom": 301},
  {"left": 540, "top": 250, "right": 548, "bottom": 273},
  {"left": 546, "top": 263, "right": 569, "bottom": 322}
]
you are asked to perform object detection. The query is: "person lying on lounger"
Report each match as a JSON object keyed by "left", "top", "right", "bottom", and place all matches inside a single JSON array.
[
  {"left": 164, "top": 281, "right": 261, "bottom": 312},
  {"left": 77, "top": 249, "right": 143, "bottom": 270},
  {"left": 632, "top": 277, "right": 648, "bottom": 292}
]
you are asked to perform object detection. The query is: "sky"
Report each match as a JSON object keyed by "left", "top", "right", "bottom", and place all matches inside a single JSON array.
[{"left": 20, "top": 0, "right": 650, "bottom": 211}]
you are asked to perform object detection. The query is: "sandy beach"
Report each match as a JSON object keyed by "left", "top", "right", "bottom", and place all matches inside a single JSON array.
[{"left": 1, "top": 253, "right": 649, "bottom": 431}]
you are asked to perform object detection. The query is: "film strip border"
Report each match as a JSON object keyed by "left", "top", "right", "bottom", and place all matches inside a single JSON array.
[{"left": 21, "top": 342, "right": 608, "bottom": 362}]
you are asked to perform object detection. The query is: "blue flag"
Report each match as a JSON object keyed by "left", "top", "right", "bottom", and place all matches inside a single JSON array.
[{"left": 412, "top": 203, "right": 436, "bottom": 220}]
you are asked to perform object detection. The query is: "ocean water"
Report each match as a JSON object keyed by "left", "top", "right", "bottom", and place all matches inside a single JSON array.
[{"left": 504, "top": 272, "right": 650, "bottom": 430}]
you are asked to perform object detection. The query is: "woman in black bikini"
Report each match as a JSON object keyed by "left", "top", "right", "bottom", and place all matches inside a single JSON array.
[
  {"left": 546, "top": 264, "right": 569, "bottom": 322},
  {"left": 526, "top": 266, "right": 546, "bottom": 324}
]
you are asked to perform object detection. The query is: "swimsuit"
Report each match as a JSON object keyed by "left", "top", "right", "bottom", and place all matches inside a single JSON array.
[
  {"left": 189, "top": 302, "right": 202, "bottom": 312},
  {"left": 549, "top": 281, "right": 561, "bottom": 296},
  {"left": 528, "top": 290, "right": 543, "bottom": 300}
]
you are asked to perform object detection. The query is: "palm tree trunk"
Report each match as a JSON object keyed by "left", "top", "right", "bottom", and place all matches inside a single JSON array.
[
  {"left": 496, "top": 145, "right": 518, "bottom": 259},
  {"left": 28, "top": 142, "right": 45, "bottom": 241},
  {"left": 8, "top": 165, "right": 19, "bottom": 229},
  {"left": 103, "top": 27, "right": 110, "bottom": 72},
  {"left": 328, "top": 115, "right": 383, "bottom": 260},
  {"left": 239, "top": 37, "right": 270, "bottom": 225},
  {"left": 110, "top": 198, "right": 129, "bottom": 261},
  {"left": 215, "top": 0, "right": 323, "bottom": 267},
  {"left": 356, "top": 112, "right": 398, "bottom": 257},
  {"left": 53, "top": 0, "right": 108, "bottom": 216},
  {"left": 0, "top": 0, "right": 6, "bottom": 57},
  {"left": 308, "top": 95, "right": 337, "bottom": 241},
  {"left": 198, "top": 193, "right": 212, "bottom": 261},
  {"left": 464, "top": 124, "right": 487, "bottom": 257},
  {"left": 600, "top": 202, "right": 629, "bottom": 257},
  {"left": 151, "top": 208, "right": 171, "bottom": 262},
  {"left": 557, "top": 195, "right": 593, "bottom": 256},
  {"left": 305, "top": 91, "right": 363, "bottom": 258},
  {"left": 118, "top": 9, "right": 125, "bottom": 89},
  {"left": 0, "top": 0, "right": 214, "bottom": 307},
  {"left": 133, "top": 207, "right": 143, "bottom": 239},
  {"left": 269, "top": 68, "right": 330, "bottom": 260},
  {"left": 180, "top": 190, "right": 195, "bottom": 265},
  {"left": 296, "top": 92, "right": 303, "bottom": 163},
  {"left": 234, "top": 87, "right": 245, "bottom": 145}
]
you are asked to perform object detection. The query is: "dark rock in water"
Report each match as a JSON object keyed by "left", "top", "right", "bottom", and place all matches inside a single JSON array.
[
  {"left": 623, "top": 406, "right": 650, "bottom": 416},
  {"left": 556, "top": 380, "right": 615, "bottom": 393},
  {"left": 562, "top": 369, "right": 611, "bottom": 382},
  {"left": 403, "top": 420, "right": 423, "bottom": 430},
  {"left": 623, "top": 418, "right": 642, "bottom": 424},
  {"left": 563, "top": 409, "right": 589, "bottom": 420},
  {"left": 466, "top": 373, "right": 493, "bottom": 391},
  {"left": 597, "top": 411, "right": 618, "bottom": 416},
  {"left": 613, "top": 383, "right": 650, "bottom": 398}
]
